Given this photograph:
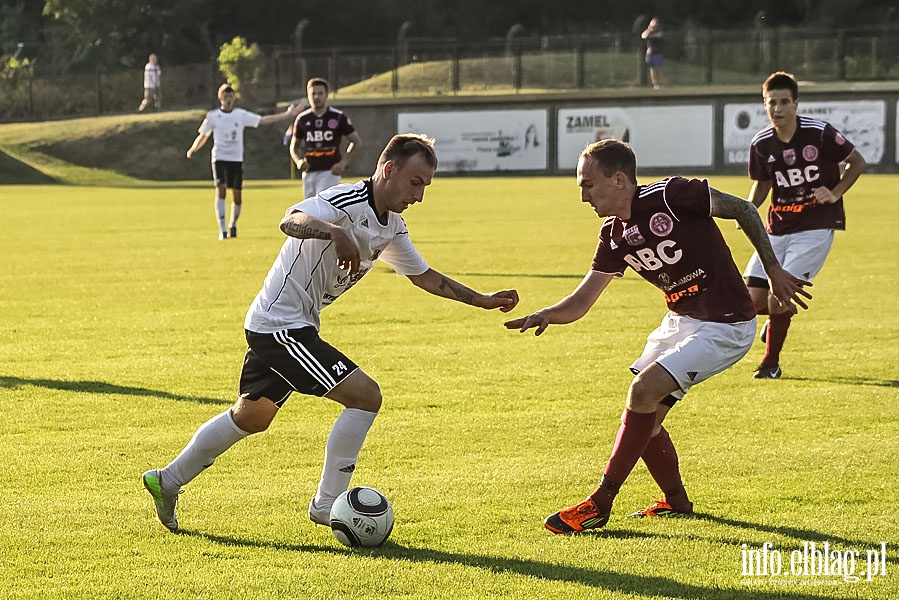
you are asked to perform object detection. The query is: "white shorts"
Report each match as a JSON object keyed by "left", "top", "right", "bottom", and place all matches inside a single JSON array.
[
  {"left": 302, "top": 170, "right": 341, "bottom": 199},
  {"left": 743, "top": 229, "right": 835, "bottom": 283},
  {"left": 630, "top": 312, "right": 756, "bottom": 398}
]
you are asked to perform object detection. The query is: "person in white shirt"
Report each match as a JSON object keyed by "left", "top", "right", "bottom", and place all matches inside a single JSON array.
[
  {"left": 187, "top": 84, "right": 297, "bottom": 240},
  {"left": 143, "top": 134, "right": 520, "bottom": 533},
  {"left": 138, "top": 53, "right": 161, "bottom": 112}
]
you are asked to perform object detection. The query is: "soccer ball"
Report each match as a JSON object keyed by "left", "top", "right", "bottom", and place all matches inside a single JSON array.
[{"left": 329, "top": 486, "right": 394, "bottom": 548}]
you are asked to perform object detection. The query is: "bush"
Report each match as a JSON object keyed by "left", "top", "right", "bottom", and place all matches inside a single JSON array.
[{"left": 217, "top": 37, "right": 263, "bottom": 98}]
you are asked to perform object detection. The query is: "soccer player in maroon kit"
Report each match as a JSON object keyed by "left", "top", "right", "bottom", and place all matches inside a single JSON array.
[
  {"left": 743, "top": 71, "right": 866, "bottom": 379},
  {"left": 505, "top": 139, "right": 811, "bottom": 533},
  {"left": 289, "top": 77, "right": 362, "bottom": 199}
]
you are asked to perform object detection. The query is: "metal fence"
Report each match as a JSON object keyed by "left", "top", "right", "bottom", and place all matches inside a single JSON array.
[{"left": 2, "top": 25, "right": 898, "bottom": 121}]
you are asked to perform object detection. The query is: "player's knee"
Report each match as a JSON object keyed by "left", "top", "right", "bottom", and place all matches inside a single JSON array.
[
  {"left": 626, "top": 377, "right": 664, "bottom": 413},
  {"left": 341, "top": 377, "right": 382, "bottom": 413}
]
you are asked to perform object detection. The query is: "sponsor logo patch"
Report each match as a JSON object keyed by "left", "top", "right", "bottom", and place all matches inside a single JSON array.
[{"left": 783, "top": 149, "right": 796, "bottom": 165}]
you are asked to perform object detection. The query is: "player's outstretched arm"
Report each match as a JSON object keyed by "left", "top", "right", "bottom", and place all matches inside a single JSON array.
[
  {"left": 709, "top": 187, "right": 812, "bottom": 312},
  {"left": 259, "top": 103, "right": 299, "bottom": 126},
  {"left": 406, "top": 268, "right": 519, "bottom": 312},
  {"left": 280, "top": 211, "right": 361, "bottom": 272},
  {"left": 186, "top": 134, "right": 209, "bottom": 159},
  {"left": 504, "top": 270, "right": 612, "bottom": 336}
]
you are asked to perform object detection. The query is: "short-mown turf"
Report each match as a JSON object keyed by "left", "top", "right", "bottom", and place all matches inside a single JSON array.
[{"left": 1, "top": 176, "right": 896, "bottom": 599}]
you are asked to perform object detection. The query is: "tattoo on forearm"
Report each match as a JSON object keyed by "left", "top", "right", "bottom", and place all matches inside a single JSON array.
[
  {"left": 282, "top": 220, "right": 331, "bottom": 240},
  {"left": 438, "top": 276, "right": 474, "bottom": 305},
  {"left": 710, "top": 189, "right": 779, "bottom": 271}
]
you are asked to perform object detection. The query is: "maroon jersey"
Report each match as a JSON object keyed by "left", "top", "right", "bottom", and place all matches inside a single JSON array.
[
  {"left": 292, "top": 107, "right": 356, "bottom": 172},
  {"left": 749, "top": 116, "right": 854, "bottom": 235},
  {"left": 591, "top": 177, "right": 755, "bottom": 323}
]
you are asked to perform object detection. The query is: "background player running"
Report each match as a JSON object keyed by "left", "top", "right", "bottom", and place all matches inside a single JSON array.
[{"left": 743, "top": 71, "right": 866, "bottom": 379}]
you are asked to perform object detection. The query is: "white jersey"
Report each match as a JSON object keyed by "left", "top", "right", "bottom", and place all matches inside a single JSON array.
[
  {"left": 244, "top": 180, "right": 430, "bottom": 333},
  {"left": 197, "top": 108, "right": 261, "bottom": 162},
  {"left": 143, "top": 63, "right": 161, "bottom": 89}
]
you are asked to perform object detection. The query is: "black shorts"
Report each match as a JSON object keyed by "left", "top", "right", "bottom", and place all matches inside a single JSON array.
[
  {"left": 213, "top": 161, "right": 244, "bottom": 189},
  {"left": 239, "top": 328, "right": 359, "bottom": 407}
]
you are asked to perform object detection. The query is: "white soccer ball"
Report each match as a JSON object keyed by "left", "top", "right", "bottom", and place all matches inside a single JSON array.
[{"left": 329, "top": 486, "right": 394, "bottom": 548}]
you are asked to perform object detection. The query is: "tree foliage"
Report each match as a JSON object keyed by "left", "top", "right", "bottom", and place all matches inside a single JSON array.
[{"left": 216, "top": 36, "right": 262, "bottom": 94}]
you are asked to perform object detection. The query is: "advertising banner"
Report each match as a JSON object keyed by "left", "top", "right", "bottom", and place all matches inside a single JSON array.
[
  {"left": 723, "top": 101, "right": 885, "bottom": 165},
  {"left": 557, "top": 106, "right": 714, "bottom": 170},
  {"left": 397, "top": 110, "right": 547, "bottom": 172}
]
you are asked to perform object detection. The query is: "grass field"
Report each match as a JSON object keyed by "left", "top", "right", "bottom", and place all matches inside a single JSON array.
[{"left": 1, "top": 175, "right": 897, "bottom": 599}]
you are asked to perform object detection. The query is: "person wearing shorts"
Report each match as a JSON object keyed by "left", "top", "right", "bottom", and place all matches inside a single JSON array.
[
  {"left": 289, "top": 77, "right": 362, "bottom": 199},
  {"left": 505, "top": 139, "right": 810, "bottom": 534},
  {"left": 187, "top": 84, "right": 297, "bottom": 240},
  {"left": 743, "top": 71, "right": 866, "bottom": 379},
  {"left": 142, "top": 134, "right": 519, "bottom": 533}
]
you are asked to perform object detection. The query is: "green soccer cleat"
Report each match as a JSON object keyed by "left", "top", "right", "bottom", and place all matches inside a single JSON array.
[{"left": 142, "top": 470, "right": 181, "bottom": 532}]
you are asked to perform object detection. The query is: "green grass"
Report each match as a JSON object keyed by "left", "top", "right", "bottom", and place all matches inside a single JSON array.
[{"left": 1, "top": 175, "right": 897, "bottom": 599}]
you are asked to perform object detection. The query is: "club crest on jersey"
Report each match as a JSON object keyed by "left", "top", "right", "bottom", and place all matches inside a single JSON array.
[
  {"left": 648, "top": 212, "right": 674, "bottom": 237},
  {"left": 624, "top": 225, "right": 645, "bottom": 246},
  {"left": 783, "top": 149, "right": 796, "bottom": 165},
  {"left": 328, "top": 119, "right": 338, "bottom": 128},
  {"left": 802, "top": 145, "right": 819, "bottom": 161}
]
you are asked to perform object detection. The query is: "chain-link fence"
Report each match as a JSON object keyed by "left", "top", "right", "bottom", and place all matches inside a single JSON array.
[{"left": 3, "top": 25, "right": 898, "bottom": 122}]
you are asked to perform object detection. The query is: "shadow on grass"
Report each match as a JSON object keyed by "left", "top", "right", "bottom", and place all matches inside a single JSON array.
[
  {"left": 782, "top": 375, "right": 899, "bottom": 388},
  {"left": 694, "top": 513, "right": 898, "bottom": 566},
  {"left": 0, "top": 375, "right": 228, "bottom": 405},
  {"left": 180, "top": 529, "right": 840, "bottom": 600}
]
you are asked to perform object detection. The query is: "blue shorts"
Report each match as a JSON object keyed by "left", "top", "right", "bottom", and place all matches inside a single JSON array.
[{"left": 646, "top": 53, "right": 664, "bottom": 68}]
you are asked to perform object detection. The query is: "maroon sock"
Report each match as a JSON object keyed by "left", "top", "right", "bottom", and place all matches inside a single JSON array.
[
  {"left": 761, "top": 311, "right": 792, "bottom": 367},
  {"left": 589, "top": 409, "right": 656, "bottom": 514},
  {"left": 641, "top": 427, "right": 691, "bottom": 511}
]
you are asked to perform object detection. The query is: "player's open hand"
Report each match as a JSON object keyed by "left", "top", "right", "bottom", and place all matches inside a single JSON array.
[
  {"left": 767, "top": 265, "right": 812, "bottom": 313},
  {"left": 478, "top": 290, "right": 520, "bottom": 313},
  {"left": 504, "top": 309, "right": 551, "bottom": 336}
]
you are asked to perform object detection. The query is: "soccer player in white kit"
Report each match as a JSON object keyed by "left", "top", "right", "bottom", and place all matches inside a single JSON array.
[
  {"left": 187, "top": 84, "right": 297, "bottom": 240},
  {"left": 505, "top": 139, "right": 811, "bottom": 533},
  {"left": 144, "top": 134, "right": 520, "bottom": 532}
]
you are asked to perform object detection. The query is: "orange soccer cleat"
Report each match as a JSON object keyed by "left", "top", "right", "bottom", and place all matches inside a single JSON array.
[
  {"left": 544, "top": 497, "right": 610, "bottom": 534},
  {"left": 627, "top": 498, "right": 693, "bottom": 519}
]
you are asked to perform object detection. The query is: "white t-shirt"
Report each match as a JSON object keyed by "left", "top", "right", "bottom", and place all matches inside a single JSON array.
[
  {"left": 245, "top": 180, "right": 429, "bottom": 333},
  {"left": 144, "top": 63, "right": 161, "bottom": 89},
  {"left": 197, "top": 108, "right": 262, "bottom": 162}
]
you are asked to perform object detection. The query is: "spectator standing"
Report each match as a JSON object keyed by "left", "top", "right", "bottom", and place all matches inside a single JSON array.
[
  {"left": 138, "top": 53, "right": 162, "bottom": 112},
  {"left": 641, "top": 18, "right": 664, "bottom": 90}
]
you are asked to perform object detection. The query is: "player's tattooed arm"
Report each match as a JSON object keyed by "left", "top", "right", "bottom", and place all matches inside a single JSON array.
[
  {"left": 407, "top": 268, "right": 519, "bottom": 312},
  {"left": 709, "top": 188, "right": 778, "bottom": 272},
  {"left": 280, "top": 211, "right": 362, "bottom": 272},
  {"left": 280, "top": 211, "right": 336, "bottom": 240},
  {"left": 710, "top": 187, "right": 812, "bottom": 311}
]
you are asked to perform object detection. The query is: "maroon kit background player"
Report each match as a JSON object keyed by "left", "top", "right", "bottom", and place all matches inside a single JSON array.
[
  {"left": 743, "top": 71, "right": 866, "bottom": 379},
  {"left": 289, "top": 77, "right": 362, "bottom": 199},
  {"left": 506, "top": 138, "right": 810, "bottom": 533}
]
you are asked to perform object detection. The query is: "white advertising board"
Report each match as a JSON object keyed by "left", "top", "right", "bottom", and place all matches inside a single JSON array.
[
  {"left": 397, "top": 110, "right": 547, "bottom": 172},
  {"left": 723, "top": 101, "right": 885, "bottom": 165},
  {"left": 556, "top": 105, "right": 714, "bottom": 170}
]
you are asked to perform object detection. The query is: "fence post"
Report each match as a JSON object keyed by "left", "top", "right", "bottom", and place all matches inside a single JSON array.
[
  {"left": 451, "top": 45, "right": 460, "bottom": 94},
  {"left": 835, "top": 30, "right": 846, "bottom": 80},
  {"left": 96, "top": 70, "right": 103, "bottom": 114},
  {"left": 513, "top": 47, "right": 522, "bottom": 91},
  {"left": 576, "top": 40, "right": 585, "bottom": 89},
  {"left": 330, "top": 49, "right": 338, "bottom": 93},
  {"left": 705, "top": 29, "right": 713, "bottom": 84},
  {"left": 391, "top": 46, "right": 399, "bottom": 95}
]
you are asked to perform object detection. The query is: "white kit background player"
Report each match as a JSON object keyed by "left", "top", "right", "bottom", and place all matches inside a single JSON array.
[{"left": 143, "top": 134, "right": 519, "bottom": 532}]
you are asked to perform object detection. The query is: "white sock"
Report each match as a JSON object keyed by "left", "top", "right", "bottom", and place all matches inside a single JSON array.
[
  {"left": 314, "top": 408, "right": 377, "bottom": 507},
  {"left": 160, "top": 409, "right": 250, "bottom": 493},
  {"left": 215, "top": 197, "right": 226, "bottom": 233},
  {"left": 229, "top": 202, "right": 241, "bottom": 227}
]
